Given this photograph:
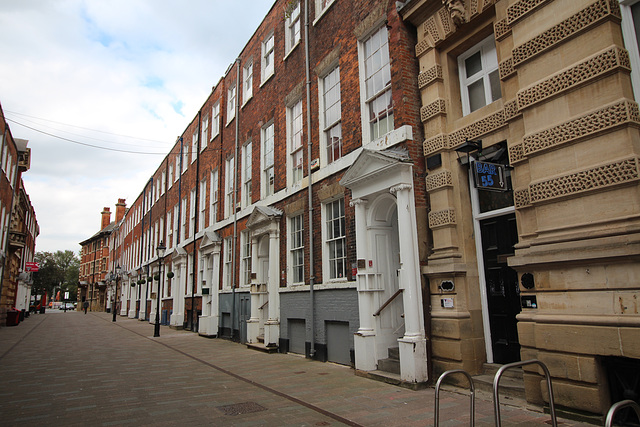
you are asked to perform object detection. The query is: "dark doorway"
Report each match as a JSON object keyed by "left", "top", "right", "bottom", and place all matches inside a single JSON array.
[
  {"left": 239, "top": 295, "right": 250, "bottom": 344},
  {"left": 480, "top": 213, "right": 521, "bottom": 364}
]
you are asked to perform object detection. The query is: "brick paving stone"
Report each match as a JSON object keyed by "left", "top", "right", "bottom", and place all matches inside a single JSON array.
[{"left": 0, "top": 311, "right": 599, "bottom": 426}]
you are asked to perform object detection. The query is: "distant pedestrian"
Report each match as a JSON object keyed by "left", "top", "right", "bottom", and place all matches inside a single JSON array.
[{"left": 83, "top": 301, "right": 89, "bottom": 314}]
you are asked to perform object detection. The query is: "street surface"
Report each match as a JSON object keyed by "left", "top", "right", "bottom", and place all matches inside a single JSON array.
[{"left": 0, "top": 310, "right": 595, "bottom": 426}]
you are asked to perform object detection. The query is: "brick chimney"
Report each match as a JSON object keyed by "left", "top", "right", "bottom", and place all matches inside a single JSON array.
[
  {"left": 115, "top": 198, "right": 126, "bottom": 223},
  {"left": 101, "top": 207, "right": 111, "bottom": 230}
]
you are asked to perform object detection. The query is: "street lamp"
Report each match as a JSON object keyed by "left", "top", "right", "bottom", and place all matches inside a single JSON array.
[
  {"left": 113, "top": 265, "right": 121, "bottom": 322},
  {"left": 154, "top": 241, "right": 166, "bottom": 337}
]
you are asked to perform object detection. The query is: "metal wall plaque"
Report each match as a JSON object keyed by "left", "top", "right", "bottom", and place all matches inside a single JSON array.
[{"left": 473, "top": 161, "right": 508, "bottom": 192}]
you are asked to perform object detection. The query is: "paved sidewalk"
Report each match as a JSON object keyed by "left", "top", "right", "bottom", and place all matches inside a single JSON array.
[{"left": 0, "top": 311, "right": 596, "bottom": 426}]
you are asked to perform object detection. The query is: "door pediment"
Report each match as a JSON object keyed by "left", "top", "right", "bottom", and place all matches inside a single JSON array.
[
  {"left": 246, "top": 206, "right": 282, "bottom": 235},
  {"left": 341, "top": 148, "right": 413, "bottom": 198},
  {"left": 200, "top": 231, "right": 221, "bottom": 254}
]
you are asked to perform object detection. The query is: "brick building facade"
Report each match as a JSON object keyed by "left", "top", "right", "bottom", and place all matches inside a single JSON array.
[
  {"left": 95, "top": 0, "right": 431, "bottom": 384},
  {"left": 0, "top": 102, "right": 39, "bottom": 325}
]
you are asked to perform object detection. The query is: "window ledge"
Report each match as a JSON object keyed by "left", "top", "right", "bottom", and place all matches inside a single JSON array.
[
  {"left": 313, "top": 0, "right": 338, "bottom": 26},
  {"left": 363, "top": 125, "right": 413, "bottom": 151},
  {"left": 260, "top": 71, "right": 275, "bottom": 88},
  {"left": 241, "top": 95, "right": 253, "bottom": 109},
  {"left": 283, "top": 40, "right": 301, "bottom": 61},
  {"left": 280, "top": 280, "right": 356, "bottom": 293}
]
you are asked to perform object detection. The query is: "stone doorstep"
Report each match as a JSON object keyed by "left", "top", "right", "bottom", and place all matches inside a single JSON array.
[
  {"left": 354, "top": 369, "right": 429, "bottom": 391},
  {"left": 246, "top": 342, "right": 279, "bottom": 354}
]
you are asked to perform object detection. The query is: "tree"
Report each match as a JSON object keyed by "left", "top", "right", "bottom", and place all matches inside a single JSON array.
[{"left": 32, "top": 250, "right": 80, "bottom": 301}]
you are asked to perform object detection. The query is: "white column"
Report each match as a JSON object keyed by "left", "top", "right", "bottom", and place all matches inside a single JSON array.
[
  {"left": 264, "top": 229, "right": 280, "bottom": 347},
  {"left": 391, "top": 183, "right": 428, "bottom": 383},
  {"left": 149, "top": 269, "right": 157, "bottom": 323},
  {"left": 138, "top": 279, "right": 148, "bottom": 321},
  {"left": 351, "top": 198, "right": 377, "bottom": 371},
  {"left": 247, "top": 236, "right": 260, "bottom": 343},
  {"left": 199, "top": 253, "right": 220, "bottom": 337},
  {"left": 121, "top": 282, "right": 128, "bottom": 316},
  {"left": 170, "top": 262, "right": 187, "bottom": 327},
  {"left": 128, "top": 281, "right": 137, "bottom": 318}
]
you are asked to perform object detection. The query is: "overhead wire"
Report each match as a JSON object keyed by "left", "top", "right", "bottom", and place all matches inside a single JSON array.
[{"left": 5, "top": 117, "right": 182, "bottom": 156}]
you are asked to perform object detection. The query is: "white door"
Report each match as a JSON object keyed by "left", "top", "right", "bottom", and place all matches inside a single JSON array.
[{"left": 371, "top": 199, "right": 404, "bottom": 362}]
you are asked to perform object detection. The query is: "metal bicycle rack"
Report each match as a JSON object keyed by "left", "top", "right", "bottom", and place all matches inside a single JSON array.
[
  {"left": 434, "top": 369, "right": 475, "bottom": 426},
  {"left": 493, "top": 359, "right": 557, "bottom": 427},
  {"left": 605, "top": 399, "right": 640, "bottom": 427}
]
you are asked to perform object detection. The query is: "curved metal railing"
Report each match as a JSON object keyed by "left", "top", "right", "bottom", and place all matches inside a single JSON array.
[
  {"left": 605, "top": 399, "right": 640, "bottom": 427},
  {"left": 493, "top": 359, "right": 557, "bottom": 427},
  {"left": 434, "top": 369, "right": 475, "bottom": 426}
]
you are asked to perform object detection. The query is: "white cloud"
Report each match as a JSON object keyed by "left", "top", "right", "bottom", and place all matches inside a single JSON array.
[{"left": 0, "top": 0, "right": 274, "bottom": 253}]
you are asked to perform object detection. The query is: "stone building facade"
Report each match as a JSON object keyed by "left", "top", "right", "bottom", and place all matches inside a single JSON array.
[{"left": 399, "top": 0, "right": 640, "bottom": 417}]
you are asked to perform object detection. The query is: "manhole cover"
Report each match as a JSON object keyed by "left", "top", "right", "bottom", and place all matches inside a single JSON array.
[{"left": 217, "top": 402, "right": 267, "bottom": 416}]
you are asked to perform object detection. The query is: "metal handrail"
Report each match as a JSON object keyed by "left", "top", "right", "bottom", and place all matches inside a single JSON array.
[
  {"left": 373, "top": 288, "right": 403, "bottom": 317},
  {"left": 434, "top": 369, "right": 475, "bottom": 426},
  {"left": 605, "top": 399, "right": 640, "bottom": 426},
  {"left": 259, "top": 299, "right": 269, "bottom": 310},
  {"left": 493, "top": 359, "right": 557, "bottom": 427}
]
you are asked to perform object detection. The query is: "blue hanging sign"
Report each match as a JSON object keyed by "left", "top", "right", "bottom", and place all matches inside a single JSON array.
[{"left": 473, "top": 161, "right": 508, "bottom": 192}]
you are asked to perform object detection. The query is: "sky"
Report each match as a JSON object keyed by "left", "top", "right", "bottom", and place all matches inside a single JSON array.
[{"left": 0, "top": 0, "right": 274, "bottom": 254}]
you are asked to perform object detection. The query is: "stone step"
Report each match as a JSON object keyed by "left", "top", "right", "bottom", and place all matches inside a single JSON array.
[
  {"left": 377, "top": 357, "right": 400, "bottom": 375},
  {"left": 472, "top": 373, "right": 526, "bottom": 401},
  {"left": 482, "top": 363, "right": 524, "bottom": 380},
  {"left": 246, "top": 342, "right": 278, "bottom": 354}
]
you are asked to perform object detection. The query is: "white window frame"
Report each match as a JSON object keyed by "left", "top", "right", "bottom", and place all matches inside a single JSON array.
[
  {"left": 180, "top": 197, "right": 187, "bottom": 243},
  {"left": 358, "top": 24, "right": 393, "bottom": 143},
  {"left": 285, "top": 1, "right": 301, "bottom": 55},
  {"left": 210, "top": 169, "right": 218, "bottom": 226},
  {"left": 261, "top": 122, "right": 275, "bottom": 198},
  {"left": 240, "top": 230, "right": 252, "bottom": 287},
  {"left": 314, "top": 0, "right": 337, "bottom": 23},
  {"left": 161, "top": 170, "right": 166, "bottom": 195},
  {"left": 189, "top": 188, "right": 196, "bottom": 237},
  {"left": 182, "top": 144, "right": 188, "bottom": 175},
  {"left": 322, "top": 198, "right": 346, "bottom": 281},
  {"left": 620, "top": 0, "right": 640, "bottom": 102},
  {"left": 223, "top": 236, "right": 233, "bottom": 290},
  {"left": 191, "top": 131, "right": 198, "bottom": 163},
  {"left": 241, "top": 141, "right": 252, "bottom": 208},
  {"left": 457, "top": 34, "right": 501, "bottom": 116},
  {"left": 287, "top": 99, "right": 304, "bottom": 186},
  {"left": 199, "top": 178, "right": 207, "bottom": 232},
  {"left": 201, "top": 115, "right": 208, "bottom": 151},
  {"left": 243, "top": 60, "right": 253, "bottom": 105},
  {"left": 167, "top": 210, "right": 173, "bottom": 248},
  {"left": 211, "top": 102, "right": 220, "bottom": 140},
  {"left": 319, "top": 65, "right": 342, "bottom": 166},
  {"left": 225, "top": 156, "right": 235, "bottom": 218},
  {"left": 227, "top": 83, "right": 237, "bottom": 125},
  {"left": 261, "top": 32, "right": 275, "bottom": 85},
  {"left": 288, "top": 214, "right": 304, "bottom": 285}
]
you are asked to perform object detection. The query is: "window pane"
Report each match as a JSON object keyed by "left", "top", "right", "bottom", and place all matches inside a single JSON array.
[
  {"left": 489, "top": 70, "right": 501, "bottom": 102},
  {"left": 465, "top": 51, "right": 483, "bottom": 78},
  {"left": 468, "top": 79, "right": 486, "bottom": 113}
]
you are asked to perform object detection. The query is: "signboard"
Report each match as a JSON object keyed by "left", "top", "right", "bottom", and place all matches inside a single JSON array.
[
  {"left": 64, "top": 291, "right": 69, "bottom": 300},
  {"left": 473, "top": 161, "right": 508, "bottom": 192},
  {"left": 25, "top": 262, "right": 39, "bottom": 272}
]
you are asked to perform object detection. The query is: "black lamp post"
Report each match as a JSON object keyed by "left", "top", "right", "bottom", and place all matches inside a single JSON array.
[
  {"left": 112, "top": 265, "right": 121, "bottom": 322},
  {"left": 154, "top": 241, "right": 166, "bottom": 337}
]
